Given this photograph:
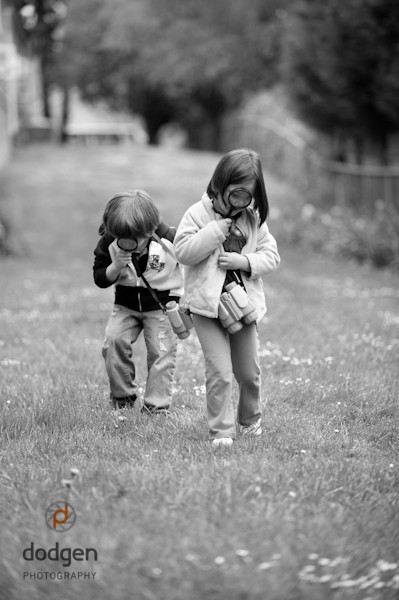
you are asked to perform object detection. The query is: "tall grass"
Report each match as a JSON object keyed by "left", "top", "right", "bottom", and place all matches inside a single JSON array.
[{"left": 0, "top": 143, "right": 398, "bottom": 600}]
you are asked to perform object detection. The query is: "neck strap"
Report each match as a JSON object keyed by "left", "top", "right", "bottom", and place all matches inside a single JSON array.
[{"left": 131, "top": 254, "right": 166, "bottom": 313}]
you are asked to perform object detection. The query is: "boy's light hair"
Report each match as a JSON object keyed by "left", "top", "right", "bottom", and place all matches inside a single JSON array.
[{"left": 99, "top": 189, "right": 160, "bottom": 238}]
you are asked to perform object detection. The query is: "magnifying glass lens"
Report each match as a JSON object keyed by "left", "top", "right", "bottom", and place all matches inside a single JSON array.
[
  {"left": 117, "top": 238, "right": 138, "bottom": 251},
  {"left": 228, "top": 189, "right": 252, "bottom": 208}
]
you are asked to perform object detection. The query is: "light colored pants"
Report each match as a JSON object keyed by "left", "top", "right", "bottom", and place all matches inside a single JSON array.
[
  {"left": 102, "top": 305, "right": 177, "bottom": 408},
  {"left": 192, "top": 314, "right": 261, "bottom": 439}
]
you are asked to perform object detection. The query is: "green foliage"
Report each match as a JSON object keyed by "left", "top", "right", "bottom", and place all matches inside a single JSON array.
[
  {"left": 282, "top": 0, "right": 399, "bottom": 161},
  {"left": 12, "top": 0, "right": 67, "bottom": 56},
  {"left": 284, "top": 201, "right": 399, "bottom": 270},
  {"left": 57, "top": 0, "right": 284, "bottom": 145}
]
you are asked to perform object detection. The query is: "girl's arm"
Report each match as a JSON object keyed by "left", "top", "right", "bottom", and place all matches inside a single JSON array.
[
  {"left": 243, "top": 222, "right": 280, "bottom": 280},
  {"left": 174, "top": 208, "right": 229, "bottom": 266}
]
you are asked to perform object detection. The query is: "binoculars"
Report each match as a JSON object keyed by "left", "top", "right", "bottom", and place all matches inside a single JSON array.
[
  {"left": 218, "top": 282, "right": 257, "bottom": 334},
  {"left": 165, "top": 301, "right": 194, "bottom": 339}
]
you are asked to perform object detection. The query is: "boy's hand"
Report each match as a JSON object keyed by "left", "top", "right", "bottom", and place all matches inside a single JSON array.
[
  {"left": 113, "top": 247, "right": 133, "bottom": 271},
  {"left": 218, "top": 252, "right": 249, "bottom": 271},
  {"left": 105, "top": 247, "right": 132, "bottom": 282},
  {"left": 216, "top": 218, "right": 233, "bottom": 237}
]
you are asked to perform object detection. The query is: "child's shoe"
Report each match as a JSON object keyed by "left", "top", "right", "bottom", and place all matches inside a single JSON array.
[
  {"left": 141, "top": 404, "right": 171, "bottom": 416},
  {"left": 241, "top": 419, "right": 262, "bottom": 436},
  {"left": 212, "top": 437, "right": 233, "bottom": 447},
  {"left": 111, "top": 395, "right": 136, "bottom": 409}
]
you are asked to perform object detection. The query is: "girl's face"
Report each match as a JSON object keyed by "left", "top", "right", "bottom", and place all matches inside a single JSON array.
[{"left": 217, "top": 178, "right": 256, "bottom": 217}]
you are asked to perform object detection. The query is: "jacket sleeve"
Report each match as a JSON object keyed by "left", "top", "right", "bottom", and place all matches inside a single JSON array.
[
  {"left": 174, "top": 208, "right": 226, "bottom": 266},
  {"left": 244, "top": 222, "right": 280, "bottom": 280},
  {"left": 93, "top": 234, "right": 116, "bottom": 288}
]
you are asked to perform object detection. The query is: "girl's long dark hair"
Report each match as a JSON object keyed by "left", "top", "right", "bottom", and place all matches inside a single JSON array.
[{"left": 207, "top": 148, "right": 269, "bottom": 224}]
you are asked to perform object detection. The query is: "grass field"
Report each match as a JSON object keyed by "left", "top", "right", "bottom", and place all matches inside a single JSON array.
[{"left": 0, "top": 142, "right": 398, "bottom": 600}]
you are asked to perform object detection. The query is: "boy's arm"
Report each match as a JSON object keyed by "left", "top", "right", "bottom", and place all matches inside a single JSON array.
[{"left": 93, "top": 234, "right": 117, "bottom": 288}]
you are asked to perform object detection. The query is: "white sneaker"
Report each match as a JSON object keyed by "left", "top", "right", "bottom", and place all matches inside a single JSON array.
[
  {"left": 241, "top": 419, "right": 262, "bottom": 436},
  {"left": 212, "top": 437, "right": 233, "bottom": 447}
]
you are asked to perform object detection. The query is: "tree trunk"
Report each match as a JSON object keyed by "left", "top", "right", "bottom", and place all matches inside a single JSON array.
[
  {"left": 40, "top": 56, "right": 51, "bottom": 119},
  {"left": 378, "top": 133, "right": 389, "bottom": 166},
  {"left": 58, "top": 84, "right": 70, "bottom": 144},
  {"left": 354, "top": 135, "right": 364, "bottom": 165}
]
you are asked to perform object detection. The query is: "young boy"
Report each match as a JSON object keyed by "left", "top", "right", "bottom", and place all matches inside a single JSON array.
[{"left": 93, "top": 189, "right": 183, "bottom": 413}]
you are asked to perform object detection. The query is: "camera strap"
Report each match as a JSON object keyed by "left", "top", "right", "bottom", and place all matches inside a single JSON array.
[
  {"left": 152, "top": 231, "right": 175, "bottom": 259},
  {"left": 130, "top": 254, "right": 167, "bottom": 314}
]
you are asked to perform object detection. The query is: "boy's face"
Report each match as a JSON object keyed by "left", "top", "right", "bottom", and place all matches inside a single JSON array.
[
  {"left": 117, "top": 230, "right": 155, "bottom": 255},
  {"left": 134, "top": 233, "right": 154, "bottom": 255}
]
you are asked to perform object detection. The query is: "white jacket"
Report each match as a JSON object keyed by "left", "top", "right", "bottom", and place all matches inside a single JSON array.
[
  {"left": 108, "top": 238, "right": 184, "bottom": 297},
  {"left": 174, "top": 193, "right": 280, "bottom": 320}
]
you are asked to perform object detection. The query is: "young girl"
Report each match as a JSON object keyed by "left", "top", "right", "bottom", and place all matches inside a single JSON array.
[
  {"left": 174, "top": 149, "right": 280, "bottom": 446},
  {"left": 93, "top": 189, "right": 184, "bottom": 413}
]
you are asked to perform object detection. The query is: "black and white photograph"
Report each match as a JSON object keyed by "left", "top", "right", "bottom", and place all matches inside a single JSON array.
[{"left": 0, "top": 1, "right": 398, "bottom": 599}]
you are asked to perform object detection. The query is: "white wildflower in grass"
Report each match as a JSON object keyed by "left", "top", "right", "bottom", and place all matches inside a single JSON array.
[
  {"left": 61, "top": 479, "right": 72, "bottom": 488},
  {"left": 70, "top": 467, "right": 80, "bottom": 478},
  {"left": 151, "top": 568, "right": 162, "bottom": 578},
  {"left": 1, "top": 359, "right": 21, "bottom": 366},
  {"left": 118, "top": 415, "right": 126, "bottom": 422},
  {"left": 376, "top": 560, "right": 398, "bottom": 571},
  {"left": 298, "top": 555, "right": 399, "bottom": 592},
  {"left": 185, "top": 554, "right": 198, "bottom": 562},
  {"left": 214, "top": 556, "right": 225, "bottom": 566},
  {"left": 258, "top": 562, "right": 273, "bottom": 571},
  {"left": 319, "top": 574, "right": 333, "bottom": 583},
  {"left": 235, "top": 549, "right": 249, "bottom": 558},
  {"left": 288, "top": 491, "right": 297, "bottom": 498},
  {"left": 329, "top": 557, "right": 345, "bottom": 567}
]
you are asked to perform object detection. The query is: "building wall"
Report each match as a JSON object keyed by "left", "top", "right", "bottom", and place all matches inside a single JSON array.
[{"left": 0, "top": 3, "right": 19, "bottom": 172}]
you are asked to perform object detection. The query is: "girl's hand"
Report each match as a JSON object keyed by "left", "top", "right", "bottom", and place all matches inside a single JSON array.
[
  {"left": 216, "top": 218, "right": 233, "bottom": 237},
  {"left": 218, "top": 252, "right": 249, "bottom": 271}
]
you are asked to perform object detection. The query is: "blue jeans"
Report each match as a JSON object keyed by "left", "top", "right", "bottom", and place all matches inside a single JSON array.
[{"left": 102, "top": 305, "right": 177, "bottom": 409}]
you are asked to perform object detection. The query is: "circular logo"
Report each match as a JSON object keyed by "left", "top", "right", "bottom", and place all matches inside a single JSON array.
[{"left": 45, "top": 502, "right": 76, "bottom": 532}]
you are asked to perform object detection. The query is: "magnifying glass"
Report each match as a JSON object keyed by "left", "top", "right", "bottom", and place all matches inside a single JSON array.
[
  {"left": 117, "top": 238, "right": 138, "bottom": 251},
  {"left": 227, "top": 188, "right": 253, "bottom": 209},
  {"left": 223, "top": 188, "right": 253, "bottom": 217}
]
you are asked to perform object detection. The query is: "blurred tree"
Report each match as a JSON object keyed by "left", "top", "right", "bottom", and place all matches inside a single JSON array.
[
  {"left": 12, "top": 0, "right": 68, "bottom": 118},
  {"left": 282, "top": 0, "right": 399, "bottom": 164},
  {"left": 56, "top": 0, "right": 285, "bottom": 146}
]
